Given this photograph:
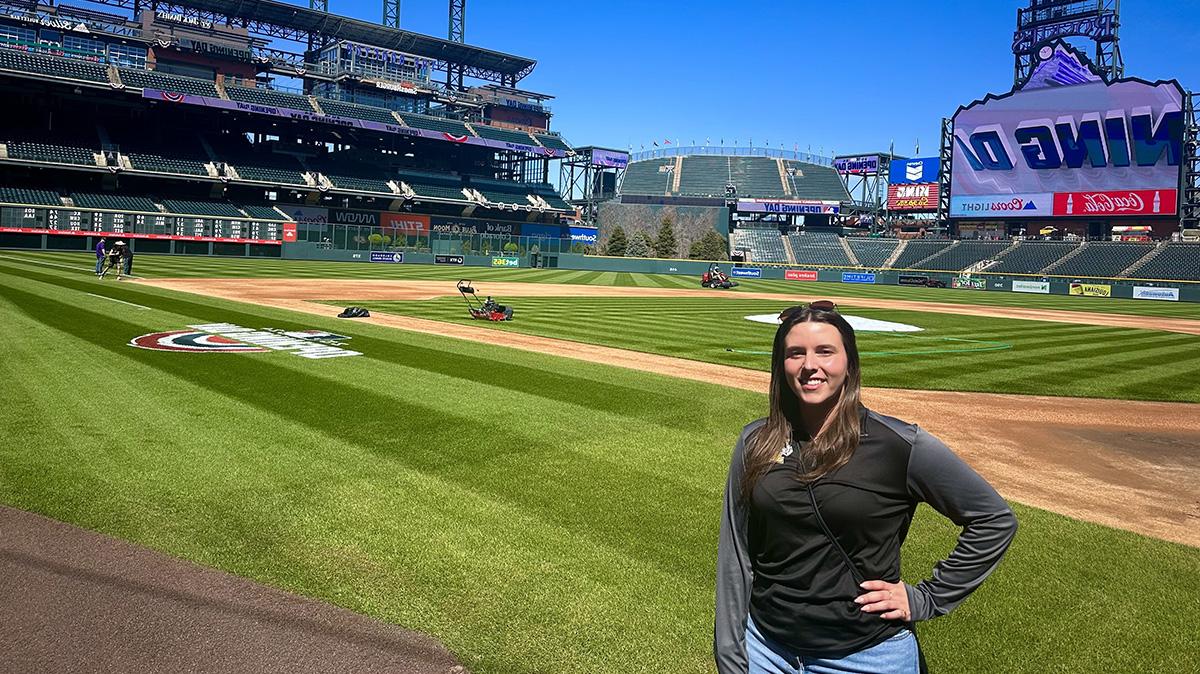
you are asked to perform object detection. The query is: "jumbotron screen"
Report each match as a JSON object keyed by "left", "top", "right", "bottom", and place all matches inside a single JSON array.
[{"left": 950, "top": 44, "right": 1184, "bottom": 218}]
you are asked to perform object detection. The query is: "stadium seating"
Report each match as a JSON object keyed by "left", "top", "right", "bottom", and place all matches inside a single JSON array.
[
  {"left": 533, "top": 133, "right": 572, "bottom": 152},
  {"left": 987, "top": 241, "right": 1078, "bottom": 274},
  {"left": 921, "top": 241, "right": 1013, "bottom": 271},
  {"left": 7, "top": 141, "right": 97, "bottom": 166},
  {"left": 230, "top": 153, "right": 310, "bottom": 186},
  {"left": 677, "top": 156, "right": 730, "bottom": 197},
  {"left": 127, "top": 151, "right": 210, "bottom": 177},
  {"left": 620, "top": 159, "right": 673, "bottom": 195},
  {"left": 396, "top": 113, "right": 473, "bottom": 137},
  {"left": 118, "top": 69, "right": 219, "bottom": 98},
  {"left": 468, "top": 178, "right": 529, "bottom": 206},
  {"left": 398, "top": 171, "right": 470, "bottom": 201},
  {"left": 1134, "top": 243, "right": 1200, "bottom": 281},
  {"left": 318, "top": 99, "right": 399, "bottom": 125},
  {"left": 311, "top": 154, "right": 394, "bottom": 194},
  {"left": 531, "top": 183, "right": 573, "bottom": 210},
  {"left": 472, "top": 124, "right": 537, "bottom": 146},
  {"left": 225, "top": 85, "right": 317, "bottom": 112},
  {"left": 236, "top": 204, "right": 288, "bottom": 220},
  {"left": 71, "top": 192, "right": 160, "bottom": 213},
  {"left": 0, "top": 48, "right": 110, "bottom": 84},
  {"left": 732, "top": 226, "right": 788, "bottom": 263},
  {"left": 785, "top": 161, "right": 851, "bottom": 201},
  {"left": 160, "top": 199, "right": 244, "bottom": 218},
  {"left": 729, "top": 157, "right": 786, "bottom": 198},
  {"left": 846, "top": 238, "right": 898, "bottom": 268},
  {"left": 1052, "top": 242, "right": 1155, "bottom": 277},
  {"left": 788, "top": 230, "right": 851, "bottom": 266},
  {"left": 890, "top": 240, "right": 954, "bottom": 269},
  {"left": 0, "top": 187, "right": 61, "bottom": 206}
]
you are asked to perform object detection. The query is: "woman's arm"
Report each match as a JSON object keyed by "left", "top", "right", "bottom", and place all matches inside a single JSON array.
[
  {"left": 715, "top": 426, "right": 756, "bottom": 674},
  {"left": 904, "top": 427, "right": 1018, "bottom": 621}
]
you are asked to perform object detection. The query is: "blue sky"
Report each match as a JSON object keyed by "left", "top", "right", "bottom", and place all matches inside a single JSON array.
[{"left": 333, "top": 0, "right": 1197, "bottom": 157}]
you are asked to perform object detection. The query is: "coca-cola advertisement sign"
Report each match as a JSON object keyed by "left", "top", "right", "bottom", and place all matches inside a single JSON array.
[{"left": 1052, "top": 189, "right": 1177, "bottom": 216}]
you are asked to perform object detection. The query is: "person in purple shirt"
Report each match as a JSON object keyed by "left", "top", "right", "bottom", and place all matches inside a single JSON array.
[{"left": 94, "top": 237, "right": 106, "bottom": 277}]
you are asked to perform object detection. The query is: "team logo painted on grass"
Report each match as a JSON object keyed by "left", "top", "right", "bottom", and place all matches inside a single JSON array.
[
  {"left": 129, "top": 324, "right": 361, "bottom": 359},
  {"left": 129, "top": 330, "right": 269, "bottom": 353}
]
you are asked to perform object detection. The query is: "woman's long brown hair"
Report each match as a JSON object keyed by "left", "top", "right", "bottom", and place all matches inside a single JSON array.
[{"left": 740, "top": 305, "right": 863, "bottom": 500}]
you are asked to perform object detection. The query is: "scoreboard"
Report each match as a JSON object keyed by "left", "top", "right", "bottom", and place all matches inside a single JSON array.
[{"left": 0, "top": 206, "right": 282, "bottom": 244}]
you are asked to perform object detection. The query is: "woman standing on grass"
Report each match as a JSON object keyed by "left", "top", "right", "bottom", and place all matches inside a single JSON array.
[{"left": 715, "top": 301, "right": 1017, "bottom": 674}]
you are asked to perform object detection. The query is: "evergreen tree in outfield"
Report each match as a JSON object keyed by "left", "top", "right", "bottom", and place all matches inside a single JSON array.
[
  {"left": 653, "top": 217, "right": 678, "bottom": 258},
  {"left": 689, "top": 230, "right": 729, "bottom": 260},
  {"left": 626, "top": 230, "right": 652, "bottom": 257},
  {"left": 605, "top": 226, "right": 628, "bottom": 257}
]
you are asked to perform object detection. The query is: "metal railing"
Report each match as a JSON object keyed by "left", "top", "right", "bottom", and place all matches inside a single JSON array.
[{"left": 629, "top": 145, "right": 832, "bottom": 165}]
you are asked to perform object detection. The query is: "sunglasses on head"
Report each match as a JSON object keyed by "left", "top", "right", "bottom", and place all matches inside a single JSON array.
[{"left": 778, "top": 300, "right": 838, "bottom": 321}]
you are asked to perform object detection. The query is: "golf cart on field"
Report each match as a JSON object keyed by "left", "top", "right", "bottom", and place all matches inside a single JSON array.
[
  {"left": 701, "top": 263, "right": 739, "bottom": 289},
  {"left": 457, "top": 280, "right": 514, "bottom": 321}
]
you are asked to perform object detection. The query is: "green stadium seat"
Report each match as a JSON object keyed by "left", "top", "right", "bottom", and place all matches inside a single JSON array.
[
  {"left": 160, "top": 199, "right": 244, "bottom": 218},
  {"left": 397, "top": 113, "right": 473, "bottom": 137},
  {"left": 318, "top": 99, "right": 398, "bottom": 125},
  {"left": 846, "top": 238, "right": 899, "bottom": 267},
  {"left": 0, "top": 48, "right": 109, "bottom": 84},
  {"left": 0, "top": 187, "right": 62, "bottom": 207},
  {"left": 71, "top": 192, "right": 160, "bottom": 213},
  {"left": 472, "top": 124, "right": 537, "bottom": 146},
  {"left": 225, "top": 85, "right": 317, "bottom": 112},
  {"left": 118, "top": 69, "right": 219, "bottom": 97},
  {"left": 7, "top": 141, "right": 97, "bottom": 166}
]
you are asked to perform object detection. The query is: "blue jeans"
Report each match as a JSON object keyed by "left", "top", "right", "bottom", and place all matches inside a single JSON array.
[
  {"left": 95, "top": 256, "right": 104, "bottom": 275},
  {"left": 747, "top": 615, "right": 920, "bottom": 674}
]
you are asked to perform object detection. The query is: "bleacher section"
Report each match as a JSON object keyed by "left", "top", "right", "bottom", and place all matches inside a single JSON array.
[
  {"left": 788, "top": 231, "right": 851, "bottom": 266},
  {"left": 988, "top": 241, "right": 1078, "bottom": 274},
  {"left": 311, "top": 154, "right": 393, "bottom": 193},
  {"left": 318, "top": 99, "right": 399, "bottom": 125},
  {"left": 784, "top": 161, "right": 851, "bottom": 201},
  {"left": 677, "top": 156, "right": 730, "bottom": 197},
  {"left": 236, "top": 204, "right": 287, "bottom": 220},
  {"left": 225, "top": 85, "right": 317, "bottom": 113},
  {"left": 117, "top": 69, "right": 220, "bottom": 98},
  {"left": 0, "top": 187, "right": 61, "bottom": 206},
  {"left": 620, "top": 159, "right": 673, "bottom": 196},
  {"left": 159, "top": 199, "right": 244, "bottom": 218},
  {"left": 890, "top": 240, "right": 953, "bottom": 269},
  {"left": 126, "top": 151, "right": 209, "bottom": 177},
  {"left": 1053, "top": 242, "right": 1155, "bottom": 277},
  {"left": 1135, "top": 244, "right": 1200, "bottom": 281},
  {"left": 229, "top": 153, "right": 310, "bottom": 186},
  {"left": 472, "top": 124, "right": 536, "bottom": 146},
  {"left": 468, "top": 178, "right": 531, "bottom": 206},
  {"left": 396, "top": 113, "right": 473, "bottom": 137},
  {"left": 532, "top": 184, "right": 572, "bottom": 210},
  {"left": 730, "top": 157, "right": 786, "bottom": 198},
  {"left": 6, "top": 141, "right": 97, "bottom": 166},
  {"left": 846, "top": 239, "right": 898, "bottom": 268},
  {"left": 398, "top": 171, "right": 469, "bottom": 201},
  {"left": 71, "top": 192, "right": 160, "bottom": 213},
  {"left": 0, "top": 48, "right": 110, "bottom": 84},
  {"left": 732, "top": 226, "right": 788, "bottom": 263},
  {"left": 921, "top": 241, "right": 1012, "bottom": 271},
  {"left": 534, "top": 134, "right": 572, "bottom": 152}
]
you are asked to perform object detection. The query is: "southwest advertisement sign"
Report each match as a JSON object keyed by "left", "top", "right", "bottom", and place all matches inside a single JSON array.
[
  {"left": 730, "top": 267, "right": 762, "bottom": 278},
  {"left": 491, "top": 256, "right": 520, "bottom": 267},
  {"left": 737, "top": 199, "right": 840, "bottom": 215},
  {"left": 1132, "top": 286, "right": 1179, "bottom": 301},
  {"left": 1069, "top": 282, "right": 1111, "bottom": 297},
  {"left": 889, "top": 157, "right": 939, "bottom": 184},
  {"left": 834, "top": 155, "right": 880, "bottom": 175},
  {"left": 785, "top": 269, "right": 818, "bottom": 281},
  {"left": 842, "top": 272, "right": 876, "bottom": 284},
  {"left": 887, "top": 183, "right": 940, "bottom": 211},
  {"left": 1012, "top": 280, "right": 1051, "bottom": 294},
  {"left": 568, "top": 226, "right": 598, "bottom": 245},
  {"left": 951, "top": 42, "right": 1184, "bottom": 218}
]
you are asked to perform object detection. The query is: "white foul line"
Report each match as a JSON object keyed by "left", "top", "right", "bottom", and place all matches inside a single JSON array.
[
  {"left": 85, "top": 292, "right": 151, "bottom": 310},
  {"left": 0, "top": 254, "right": 142, "bottom": 279}
]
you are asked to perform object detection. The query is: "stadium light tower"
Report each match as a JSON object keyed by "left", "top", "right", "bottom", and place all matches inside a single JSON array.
[
  {"left": 446, "top": 0, "right": 466, "bottom": 89},
  {"left": 1013, "top": 0, "right": 1123, "bottom": 85},
  {"left": 383, "top": 0, "right": 401, "bottom": 28}
]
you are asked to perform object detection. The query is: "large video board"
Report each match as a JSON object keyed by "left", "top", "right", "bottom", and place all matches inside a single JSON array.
[{"left": 950, "top": 44, "right": 1183, "bottom": 218}]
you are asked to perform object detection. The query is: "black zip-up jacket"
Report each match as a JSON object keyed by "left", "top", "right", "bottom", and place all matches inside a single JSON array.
[{"left": 714, "top": 409, "right": 1017, "bottom": 672}]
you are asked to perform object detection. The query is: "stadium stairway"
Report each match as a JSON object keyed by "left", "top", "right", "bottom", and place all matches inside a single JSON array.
[
  {"left": 214, "top": 77, "right": 229, "bottom": 100},
  {"left": 776, "top": 158, "right": 791, "bottom": 196},
  {"left": 1121, "top": 241, "right": 1169, "bottom": 277},
  {"left": 1042, "top": 241, "right": 1089, "bottom": 273},
  {"left": 309, "top": 97, "right": 327, "bottom": 115},
  {"left": 884, "top": 240, "right": 907, "bottom": 268},
  {"left": 781, "top": 234, "right": 797, "bottom": 264},
  {"left": 107, "top": 64, "right": 121, "bottom": 88},
  {"left": 840, "top": 237, "right": 860, "bottom": 266}
]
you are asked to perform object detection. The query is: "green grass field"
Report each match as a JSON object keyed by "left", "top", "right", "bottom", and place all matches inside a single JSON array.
[{"left": 1, "top": 251, "right": 1198, "bottom": 673}]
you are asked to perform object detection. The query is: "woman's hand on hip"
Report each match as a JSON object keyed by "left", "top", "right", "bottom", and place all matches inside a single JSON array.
[{"left": 855, "top": 580, "right": 911, "bottom": 621}]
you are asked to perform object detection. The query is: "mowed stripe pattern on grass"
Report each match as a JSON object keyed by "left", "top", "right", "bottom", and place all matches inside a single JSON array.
[
  {"left": 0, "top": 259, "right": 1197, "bottom": 674},
  {"left": 8, "top": 250, "right": 1200, "bottom": 319},
  {"left": 356, "top": 296, "right": 1200, "bottom": 403}
]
